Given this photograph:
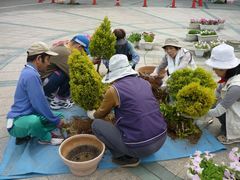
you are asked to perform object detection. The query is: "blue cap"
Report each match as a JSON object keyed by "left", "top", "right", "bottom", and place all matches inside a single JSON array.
[{"left": 72, "top": 34, "right": 90, "bottom": 55}]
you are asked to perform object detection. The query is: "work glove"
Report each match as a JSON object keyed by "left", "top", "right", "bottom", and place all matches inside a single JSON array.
[{"left": 87, "top": 110, "right": 96, "bottom": 119}]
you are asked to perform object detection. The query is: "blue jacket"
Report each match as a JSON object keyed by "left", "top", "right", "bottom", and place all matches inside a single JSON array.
[{"left": 7, "top": 63, "right": 60, "bottom": 125}]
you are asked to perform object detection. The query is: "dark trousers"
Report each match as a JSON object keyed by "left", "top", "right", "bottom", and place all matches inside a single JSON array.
[
  {"left": 43, "top": 70, "right": 70, "bottom": 98},
  {"left": 91, "top": 119, "right": 166, "bottom": 158},
  {"left": 217, "top": 113, "right": 226, "bottom": 136}
]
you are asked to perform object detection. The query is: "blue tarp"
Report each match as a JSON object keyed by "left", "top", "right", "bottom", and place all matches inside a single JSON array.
[{"left": 0, "top": 105, "right": 226, "bottom": 179}]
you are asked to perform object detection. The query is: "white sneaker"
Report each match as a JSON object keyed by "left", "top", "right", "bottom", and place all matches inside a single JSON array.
[
  {"left": 50, "top": 97, "right": 74, "bottom": 110},
  {"left": 38, "top": 138, "right": 64, "bottom": 146}
]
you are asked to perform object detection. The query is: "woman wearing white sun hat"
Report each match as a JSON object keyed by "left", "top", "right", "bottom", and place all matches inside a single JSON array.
[
  {"left": 87, "top": 54, "right": 167, "bottom": 167},
  {"left": 205, "top": 43, "right": 240, "bottom": 144}
]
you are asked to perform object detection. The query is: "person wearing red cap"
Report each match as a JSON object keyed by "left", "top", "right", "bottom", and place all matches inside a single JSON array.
[{"left": 41, "top": 34, "right": 90, "bottom": 110}]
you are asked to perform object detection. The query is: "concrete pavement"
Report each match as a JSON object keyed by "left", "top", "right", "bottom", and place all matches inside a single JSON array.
[{"left": 0, "top": 0, "right": 240, "bottom": 179}]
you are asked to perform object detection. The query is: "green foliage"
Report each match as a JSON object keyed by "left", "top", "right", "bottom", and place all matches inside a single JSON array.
[
  {"left": 68, "top": 49, "right": 106, "bottom": 110},
  {"left": 167, "top": 67, "right": 217, "bottom": 99},
  {"left": 142, "top": 32, "right": 155, "bottom": 42},
  {"left": 199, "top": 158, "right": 226, "bottom": 179},
  {"left": 176, "top": 82, "right": 216, "bottom": 118},
  {"left": 160, "top": 103, "right": 201, "bottom": 140},
  {"left": 127, "top": 32, "right": 141, "bottom": 43},
  {"left": 188, "top": 29, "right": 201, "bottom": 34},
  {"left": 89, "top": 16, "right": 116, "bottom": 60},
  {"left": 200, "top": 29, "right": 217, "bottom": 36}
]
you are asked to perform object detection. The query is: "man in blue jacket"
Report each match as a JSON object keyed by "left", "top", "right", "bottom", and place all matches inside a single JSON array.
[{"left": 7, "top": 42, "right": 65, "bottom": 145}]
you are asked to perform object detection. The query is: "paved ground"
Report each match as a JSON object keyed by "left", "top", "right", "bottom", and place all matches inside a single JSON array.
[{"left": 0, "top": 0, "right": 240, "bottom": 179}]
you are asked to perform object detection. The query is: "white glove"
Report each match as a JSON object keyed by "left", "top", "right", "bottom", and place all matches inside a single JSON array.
[
  {"left": 87, "top": 110, "right": 96, "bottom": 119},
  {"left": 150, "top": 72, "right": 158, "bottom": 76}
]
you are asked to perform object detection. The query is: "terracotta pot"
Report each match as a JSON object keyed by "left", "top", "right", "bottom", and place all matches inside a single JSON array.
[{"left": 59, "top": 134, "right": 105, "bottom": 176}]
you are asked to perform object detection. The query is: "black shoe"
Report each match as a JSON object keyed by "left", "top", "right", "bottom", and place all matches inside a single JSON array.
[
  {"left": 15, "top": 136, "right": 31, "bottom": 145},
  {"left": 112, "top": 155, "right": 140, "bottom": 167}
]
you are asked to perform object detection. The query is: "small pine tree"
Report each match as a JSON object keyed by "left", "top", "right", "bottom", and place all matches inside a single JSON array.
[
  {"left": 68, "top": 49, "right": 106, "bottom": 110},
  {"left": 89, "top": 16, "right": 116, "bottom": 63}
]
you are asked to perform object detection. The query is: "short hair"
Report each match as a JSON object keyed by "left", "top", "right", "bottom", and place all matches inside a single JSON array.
[
  {"left": 225, "top": 64, "right": 240, "bottom": 81},
  {"left": 27, "top": 52, "right": 48, "bottom": 63},
  {"left": 113, "top": 29, "right": 126, "bottom": 40}
]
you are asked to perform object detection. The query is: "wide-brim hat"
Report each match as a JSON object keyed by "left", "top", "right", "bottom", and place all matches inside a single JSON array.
[
  {"left": 27, "top": 42, "right": 58, "bottom": 56},
  {"left": 162, "top": 38, "right": 182, "bottom": 49},
  {"left": 102, "top": 54, "right": 138, "bottom": 83},
  {"left": 205, "top": 43, "right": 240, "bottom": 69}
]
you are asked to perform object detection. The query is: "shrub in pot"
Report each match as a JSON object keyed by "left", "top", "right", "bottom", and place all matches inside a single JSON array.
[{"left": 89, "top": 16, "right": 116, "bottom": 72}]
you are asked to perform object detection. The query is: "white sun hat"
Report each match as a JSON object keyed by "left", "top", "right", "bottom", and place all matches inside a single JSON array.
[
  {"left": 102, "top": 54, "right": 138, "bottom": 83},
  {"left": 205, "top": 43, "right": 240, "bottom": 69}
]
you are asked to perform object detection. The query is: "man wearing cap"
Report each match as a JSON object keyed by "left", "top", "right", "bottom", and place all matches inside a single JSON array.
[
  {"left": 150, "top": 38, "right": 196, "bottom": 78},
  {"left": 205, "top": 43, "right": 240, "bottom": 144},
  {"left": 41, "top": 34, "right": 90, "bottom": 110},
  {"left": 87, "top": 54, "right": 167, "bottom": 167},
  {"left": 7, "top": 42, "right": 65, "bottom": 145}
]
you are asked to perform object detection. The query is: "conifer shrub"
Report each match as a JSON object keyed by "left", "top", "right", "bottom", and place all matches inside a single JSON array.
[
  {"left": 176, "top": 82, "right": 216, "bottom": 118},
  {"left": 167, "top": 67, "right": 217, "bottom": 99},
  {"left": 89, "top": 16, "right": 116, "bottom": 60},
  {"left": 68, "top": 49, "right": 106, "bottom": 110}
]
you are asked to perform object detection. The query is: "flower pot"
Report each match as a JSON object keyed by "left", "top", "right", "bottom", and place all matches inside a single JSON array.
[
  {"left": 189, "top": 22, "right": 200, "bottom": 29},
  {"left": 143, "top": 42, "right": 154, "bottom": 50},
  {"left": 194, "top": 49, "right": 205, "bottom": 57},
  {"left": 186, "top": 34, "right": 198, "bottom": 42},
  {"left": 133, "top": 41, "right": 140, "bottom": 48},
  {"left": 200, "top": 24, "right": 219, "bottom": 31},
  {"left": 59, "top": 134, "right": 105, "bottom": 176},
  {"left": 197, "top": 34, "right": 218, "bottom": 42}
]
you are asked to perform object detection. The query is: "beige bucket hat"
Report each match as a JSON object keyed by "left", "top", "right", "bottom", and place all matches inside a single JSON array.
[
  {"left": 162, "top": 38, "right": 182, "bottom": 49},
  {"left": 27, "top": 42, "right": 58, "bottom": 56}
]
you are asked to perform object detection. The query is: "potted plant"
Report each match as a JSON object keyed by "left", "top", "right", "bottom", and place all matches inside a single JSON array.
[
  {"left": 197, "top": 29, "right": 218, "bottom": 42},
  {"left": 186, "top": 148, "right": 240, "bottom": 179},
  {"left": 160, "top": 68, "right": 216, "bottom": 143},
  {"left": 189, "top": 18, "right": 200, "bottom": 29},
  {"left": 127, "top": 32, "right": 141, "bottom": 48},
  {"left": 194, "top": 41, "right": 211, "bottom": 57},
  {"left": 208, "top": 39, "right": 225, "bottom": 50},
  {"left": 199, "top": 18, "right": 219, "bottom": 31},
  {"left": 89, "top": 16, "right": 116, "bottom": 72},
  {"left": 186, "top": 29, "right": 201, "bottom": 42},
  {"left": 68, "top": 49, "right": 106, "bottom": 111},
  {"left": 142, "top": 32, "right": 155, "bottom": 50}
]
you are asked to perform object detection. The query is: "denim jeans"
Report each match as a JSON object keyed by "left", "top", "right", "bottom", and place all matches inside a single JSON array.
[{"left": 43, "top": 69, "right": 70, "bottom": 98}]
